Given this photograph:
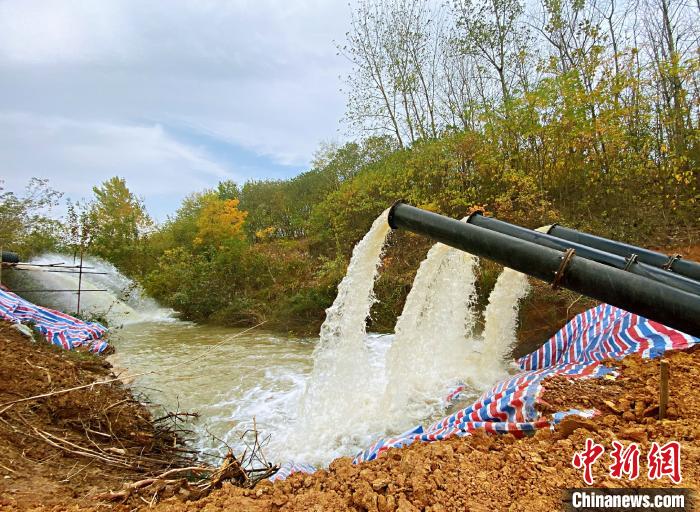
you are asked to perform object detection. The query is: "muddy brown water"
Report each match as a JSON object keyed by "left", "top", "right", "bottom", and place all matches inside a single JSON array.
[{"left": 110, "top": 322, "right": 318, "bottom": 461}]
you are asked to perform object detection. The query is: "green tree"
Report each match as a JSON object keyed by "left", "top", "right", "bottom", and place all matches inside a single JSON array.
[
  {"left": 0, "top": 178, "right": 62, "bottom": 258},
  {"left": 453, "top": 0, "right": 530, "bottom": 107},
  {"left": 216, "top": 180, "right": 240, "bottom": 200},
  {"left": 88, "top": 177, "right": 153, "bottom": 277}
]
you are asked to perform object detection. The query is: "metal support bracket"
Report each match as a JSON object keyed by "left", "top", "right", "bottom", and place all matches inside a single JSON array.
[
  {"left": 623, "top": 254, "right": 639, "bottom": 272},
  {"left": 662, "top": 254, "right": 682, "bottom": 271},
  {"left": 552, "top": 248, "right": 576, "bottom": 290}
]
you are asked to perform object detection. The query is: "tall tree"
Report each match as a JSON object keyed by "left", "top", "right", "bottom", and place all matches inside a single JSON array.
[
  {"left": 89, "top": 177, "right": 152, "bottom": 277},
  {"left": 342, "top": 0, "right": 445, "bottom": 145},
  {"left": 453, "top": 0, "right": 530, "bottom": 108},
  {"left": 642, "top": 0, "right": 697, "bottom": 153},
  {"left": 216, "top": 180, "right": 240, "bottom": 200},
  {"left": 194, "top": 196, "right": 247, "bottom": 248}
]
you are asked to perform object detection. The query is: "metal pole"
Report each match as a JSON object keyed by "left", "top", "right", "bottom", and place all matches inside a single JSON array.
[
  {"left": 659, "top": 359, "right": 669, "bottom": 420},
  {"left": 77, "top": 243, "right": 84, "bottom": 315},
  {"left": 9, "top": 267, "right": 107, "bottom": 275},
  {"left": 387, "top": 202, "right": 700, "bottom": 337},
  {"left": 466, "top": 212, "right": 700, "bottom": 295},
  {"left": 9, "top": 289, "right": 107, "bottom": 293}
]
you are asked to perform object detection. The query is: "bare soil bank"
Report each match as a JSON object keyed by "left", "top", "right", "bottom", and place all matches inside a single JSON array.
[
  {"left": 1, "top": 322, "right": 698, "bottom": 510},
  {"left": 0, "top": 322, "right": 191, "bottom": 510}
]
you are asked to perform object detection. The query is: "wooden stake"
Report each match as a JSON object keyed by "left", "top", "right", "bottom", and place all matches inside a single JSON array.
[{"left": 659, "top": 359, "right": 670, "bottom": 420}]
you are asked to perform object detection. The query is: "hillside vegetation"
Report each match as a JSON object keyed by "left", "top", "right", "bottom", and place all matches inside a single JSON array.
[{"left": 1, "top": 0, "right": 697, "bottom": 336}]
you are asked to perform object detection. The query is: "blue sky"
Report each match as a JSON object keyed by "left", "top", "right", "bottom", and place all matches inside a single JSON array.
[{"left": 0, "top": 0, "right": 353, "bottom": 221}]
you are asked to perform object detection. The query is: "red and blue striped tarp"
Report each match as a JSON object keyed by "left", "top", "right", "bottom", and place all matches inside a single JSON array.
[
  {"left": 270, "top": 461, "right": 319, "bottom": 482},
  {"left": 352, "top": 304, "right": 699, "bottom": 464},
  {"left": 0, "top": 288, "right": 109, "bottom": 354}
]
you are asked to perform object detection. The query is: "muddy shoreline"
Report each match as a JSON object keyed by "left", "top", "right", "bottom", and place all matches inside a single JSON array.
[
  {"left": 1, "top": 322, "right": 698, "bottom": 510},
  {"left": 0, "top": 322, "right": 200, "bottom": 509}
]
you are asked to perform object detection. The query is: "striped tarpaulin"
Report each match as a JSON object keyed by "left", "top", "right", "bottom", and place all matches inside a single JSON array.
[
  {"left": 0, "top": 288, "right": 109, "bottom": 354},
  {"left": 352, "top": 304, "right": 699, "bottom": 464},
  {"left": 270, "top": 462, "right": 319, "bottom": 482}
]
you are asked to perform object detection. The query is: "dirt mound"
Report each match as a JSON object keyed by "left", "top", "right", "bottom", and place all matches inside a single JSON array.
[
  {"left": 0, "top": 322, "right": 193, "bottom": 510},
  {"left": 150, "top": 349, "right": 700, "bottom": 512}
]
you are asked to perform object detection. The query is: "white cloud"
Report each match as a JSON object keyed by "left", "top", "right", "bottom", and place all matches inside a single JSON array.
[
  {"left": 0, "top": 1, "right": 124, "bottom": 64},
  {"left": 0, "top": 0, "right": 353, "bottom": 216},
  {"left": 0, "top": 113, "right": 238, "bottom": 219}
]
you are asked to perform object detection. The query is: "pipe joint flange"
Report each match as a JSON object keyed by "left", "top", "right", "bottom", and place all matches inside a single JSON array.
[
  {"left": 465, "top": 209, "right": 485, "bottom": 224},
  {"left": 662, "top": 254, "right": 682, "bottom": 271},
  {"left": 387, "top": 199, "right": 406, "bottom": 230},
  {"left": 552, "top": 248, "right": 576, "bottom": 290},
  {"left": 623, "top": 253, "right": 639, "bottom": 272}
]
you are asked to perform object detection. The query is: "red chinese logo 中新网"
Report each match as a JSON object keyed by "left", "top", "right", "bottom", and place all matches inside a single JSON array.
[
  {"left": 572, "top": 439, "right": 682, "bottom": 485},
  {"left": 609, "top": 441, "right": 641, "bottom": 480}
]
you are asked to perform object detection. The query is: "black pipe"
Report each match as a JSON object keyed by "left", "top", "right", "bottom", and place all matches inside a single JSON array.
[
  {"left": 466, "top": 212, "right": 700, "bottom": 296},
  {"left": 387, "top": 202, "right": 700, "bottom": 337},
  {"left": 547, "top": 224, "right": 700, "bottom": 282},
  {"left": 1, "top": 251, "right": 19, "bottom": 264}
]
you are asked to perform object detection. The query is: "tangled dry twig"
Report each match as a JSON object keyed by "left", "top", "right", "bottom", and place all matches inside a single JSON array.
[{"left": 92, "top": 429, "right": 280, "bottom": 504}]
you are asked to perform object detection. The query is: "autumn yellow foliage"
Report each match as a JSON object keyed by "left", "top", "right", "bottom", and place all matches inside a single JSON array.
[{"left": 194, "top": 197, "right": 247, "bottom": 247}]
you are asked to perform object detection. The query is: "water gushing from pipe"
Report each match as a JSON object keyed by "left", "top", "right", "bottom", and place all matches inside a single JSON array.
[
  {"left": 478, "top": 268, "right": 531, "bottom": 382},
  {"left": 6, "top": 253, "right": 174, "bottom": 325},
  {"left": 382, "top": 243, "right": 478, "bottom": 424},
  {"left": 282, "top": 210, "right": 392, "bottom": 462}
]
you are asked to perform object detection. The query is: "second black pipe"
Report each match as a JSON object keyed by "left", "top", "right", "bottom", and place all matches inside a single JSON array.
[{"left": 466, "top": 212, "right": 700, "bottom": 296}]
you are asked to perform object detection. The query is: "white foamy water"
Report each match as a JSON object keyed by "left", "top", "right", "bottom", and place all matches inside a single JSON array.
[
  {"left": 263, "top": 217, "right": 531, "bottom": 465},
  {"left": 479, "top": 268, "right": 531, "bottom": 381},
  {"left": 7, "top": 253, "right": 174, "bottom": 325},
  {"left": 277, "top": 210, "right": 394, "bottom": 463},
  {"left": 473, "top": 226, "right": 547, "bottom": 377},
  {"left": 7, "top": 215, "right": 534, "bottom": 469},
  {"left": 381, "top": 243, "right": 479, "bottom": 427}
]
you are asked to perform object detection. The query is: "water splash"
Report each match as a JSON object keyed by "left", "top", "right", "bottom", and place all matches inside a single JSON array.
[
  {"left": 271, "top": 216, "right": 534, "bottom": 465},
  {"left": 478, "top": 267, "right": 531, "bottom": 382},
  {"left": 7, "top": 253, "right": 174, "bottom": 325},
  {"left": 280, "top": 210, "right": 392, "bottom": 462},
  {"left": 381, "top": 243, "right": 478, "bottom": 425},
  {"left": 474, "top": 226, "right": 548, "bottom": 382},
  {"left": 7, "top": 214, "right": 536, "bottom": 470}
]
